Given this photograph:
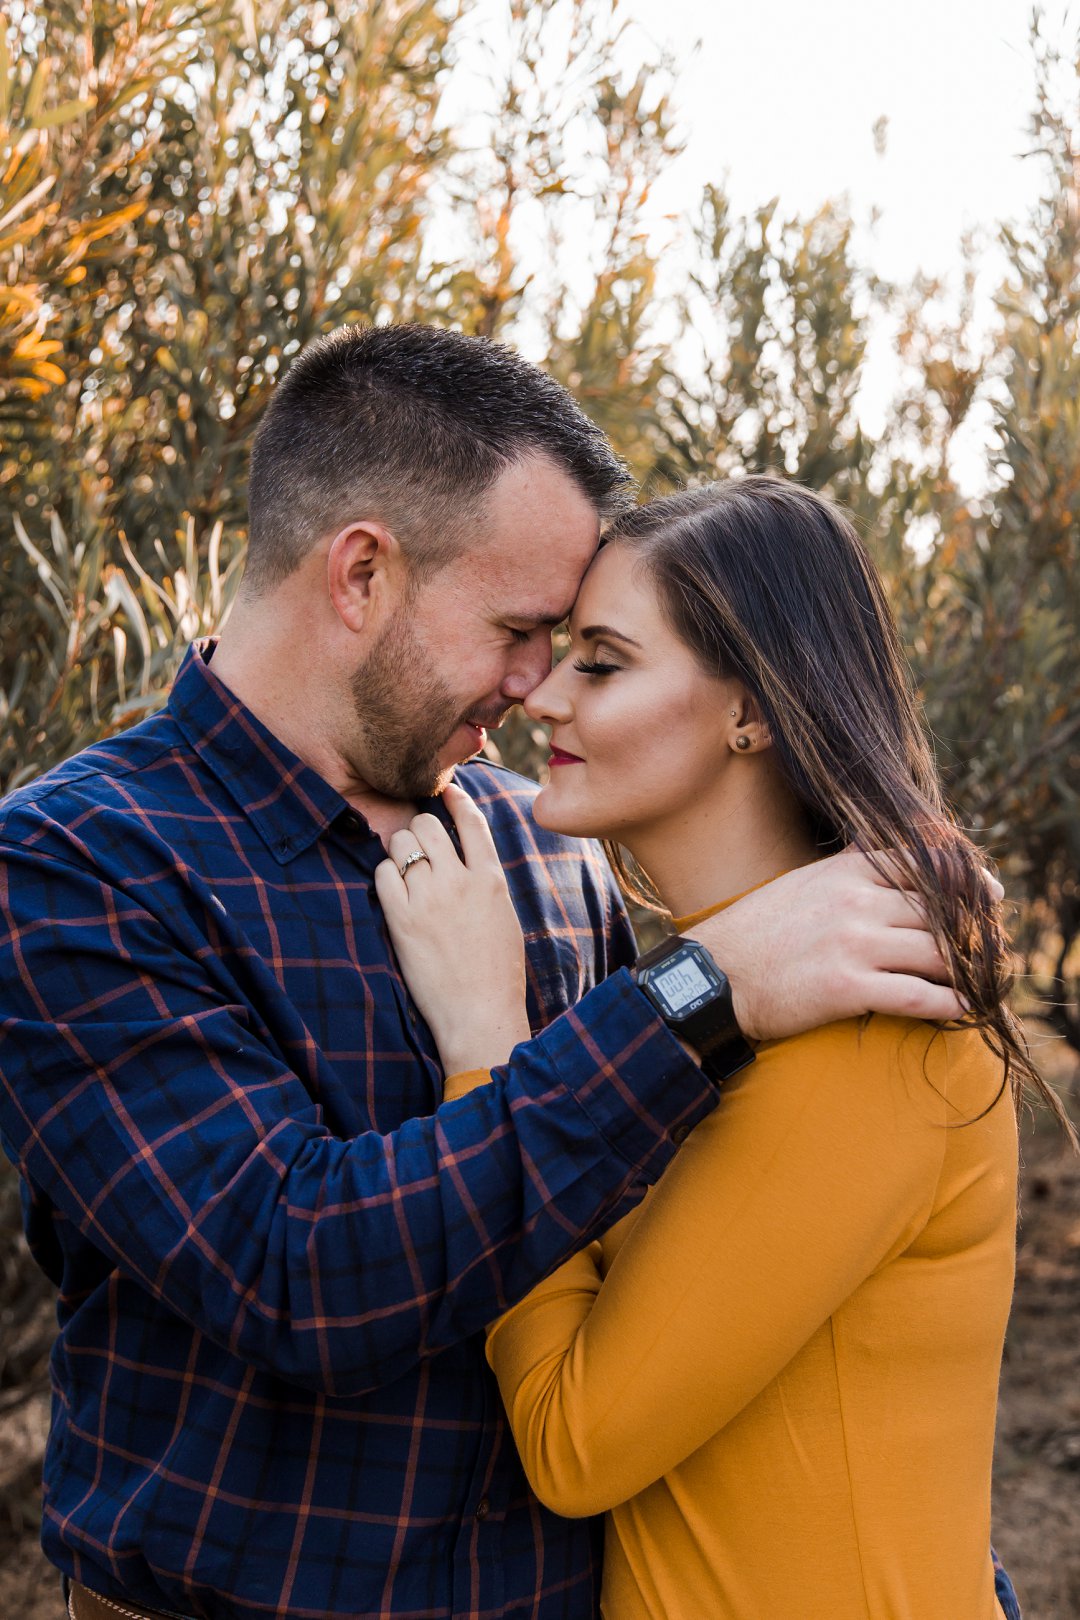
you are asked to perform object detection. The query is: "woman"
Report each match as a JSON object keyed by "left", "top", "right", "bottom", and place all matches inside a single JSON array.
[{"left": 378, "top": 478, "right": 1051, "bottom": 1618}]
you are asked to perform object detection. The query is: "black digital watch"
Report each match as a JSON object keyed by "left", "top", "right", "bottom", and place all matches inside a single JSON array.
[{"left": 631, "top": 936, "right": 755, "bottom": 1086}]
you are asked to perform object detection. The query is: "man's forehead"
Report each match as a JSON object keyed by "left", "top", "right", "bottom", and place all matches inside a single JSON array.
[
  {"left": 470, "top": 541, "right": 598, "bottom": 619},
  {"left": 509, "top": 601, "right": 577, "bottom": 627},
  {"left": 473, "top": 578, "right": 577, "bottom": 625}
]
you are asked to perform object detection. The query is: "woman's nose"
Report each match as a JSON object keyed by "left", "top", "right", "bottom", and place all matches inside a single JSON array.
[{"left": 523, "top": 661, "right": 572, "bottom": 725}]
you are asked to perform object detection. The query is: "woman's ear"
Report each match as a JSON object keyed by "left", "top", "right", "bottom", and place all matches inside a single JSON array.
[
  {"left": 326, "top": 521, "right": 403, "bottom": 635},
  {"left": 727, "top": 688, "right": 773, "bottom": 754}
]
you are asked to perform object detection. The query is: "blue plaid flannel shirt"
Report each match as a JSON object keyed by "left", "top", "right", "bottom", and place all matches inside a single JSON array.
[{"left": 0, "top": 643, "right": 716, "bottom": 1620}]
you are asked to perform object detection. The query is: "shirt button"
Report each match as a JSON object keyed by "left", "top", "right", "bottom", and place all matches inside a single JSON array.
[
  {"left": 474, "top": 1497, "right": 491, "bottom": 1521},
  {"left": 671, "top": 1123, "right": 692, "bottom": 1146}
]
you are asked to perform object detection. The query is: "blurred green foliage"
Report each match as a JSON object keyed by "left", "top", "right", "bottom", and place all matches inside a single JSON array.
[{"left": 1, "top": 0, "right": 1079, "bottom": 1402}]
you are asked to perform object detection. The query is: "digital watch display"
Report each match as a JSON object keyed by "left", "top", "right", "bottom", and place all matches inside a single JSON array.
[{"left": 632, "top": 937, "right": 755, "bottom": 1086}]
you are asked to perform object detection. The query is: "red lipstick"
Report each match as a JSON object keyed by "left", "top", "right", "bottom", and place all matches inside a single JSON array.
[{"left": 549, "top": 746, "right": 584, "bottom": 767}]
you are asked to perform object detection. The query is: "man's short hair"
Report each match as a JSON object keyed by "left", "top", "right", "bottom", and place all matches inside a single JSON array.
[{"left": 245, "top": 324, "right": 634, "bottom": 593}]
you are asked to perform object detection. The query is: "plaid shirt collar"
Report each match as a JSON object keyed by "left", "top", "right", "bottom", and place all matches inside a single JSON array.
[{"left": 169, "top": 640, "right": 355, "bottom": 866}]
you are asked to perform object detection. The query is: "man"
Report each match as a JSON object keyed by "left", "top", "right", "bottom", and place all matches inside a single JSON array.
[{"left": 0, "top": 325, "right": 972, "bottom": 1620}]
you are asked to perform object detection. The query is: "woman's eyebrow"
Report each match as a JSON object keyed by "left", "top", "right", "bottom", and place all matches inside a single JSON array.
[{"left": 578, "top": 623, "right": 643, "bottom": 649}]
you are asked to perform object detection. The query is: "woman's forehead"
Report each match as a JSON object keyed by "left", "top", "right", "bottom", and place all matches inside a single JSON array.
[{"left": 570, "top": 542, "right": 642, "bottom": 613}]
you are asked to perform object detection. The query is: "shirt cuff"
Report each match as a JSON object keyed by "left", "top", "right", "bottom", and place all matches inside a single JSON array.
[{"left": 523, "top": 968, "right": 718, "bottom": 1180}]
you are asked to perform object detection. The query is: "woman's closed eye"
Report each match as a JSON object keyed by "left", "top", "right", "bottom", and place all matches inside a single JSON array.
[{"left": 572, "top": 656, "right": 621, "bottom": 677}]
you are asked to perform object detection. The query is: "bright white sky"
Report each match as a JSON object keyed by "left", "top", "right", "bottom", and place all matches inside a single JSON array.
[
  {"left": 442, "top": 1, "right": 1075, "bottom": 489},
  {"left": 620, "top": 0, "right": 1049, "bottom": 289},
  {"left": 623, "top": 0, "right": 1067, "bottom": 479}
]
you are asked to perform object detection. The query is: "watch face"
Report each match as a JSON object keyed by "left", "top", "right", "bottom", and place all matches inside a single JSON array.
[
  {"left": 649, "top": 951, "right": 721, "bottom": 1018},
  {"left": 635, "top": 938, "right": 752, "bottom": 1081}
]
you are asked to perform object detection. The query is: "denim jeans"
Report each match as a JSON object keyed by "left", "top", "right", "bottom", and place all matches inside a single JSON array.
[{"left": 993, "top": 1544, "right": 1023, "bottom": 1619}]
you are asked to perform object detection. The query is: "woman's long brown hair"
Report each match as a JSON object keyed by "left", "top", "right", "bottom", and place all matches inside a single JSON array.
[{"left": 603, "top": 476, "right": 1075, "bottom": 1144}]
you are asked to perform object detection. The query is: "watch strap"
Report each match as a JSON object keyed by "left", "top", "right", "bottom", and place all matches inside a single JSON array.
[{"left": 695, "top": 1023, "right": 755, "bottom": 1084}]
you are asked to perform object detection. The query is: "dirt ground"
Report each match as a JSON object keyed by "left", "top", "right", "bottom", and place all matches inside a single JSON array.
[
  {"left": 991, "top": 1110, "right": 1080, "bottom": 1620},
  {"left": 2, "top": 1098, "right": 1078, "bottom": 1620}
]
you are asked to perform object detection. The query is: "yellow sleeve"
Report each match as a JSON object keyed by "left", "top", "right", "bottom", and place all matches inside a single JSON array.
[
  {"left": 485, "top": 1017, "right": 975, "bottom": 1517},
  {"left": 443, "top": 1069, "right": 492, "bottom": 1102}
]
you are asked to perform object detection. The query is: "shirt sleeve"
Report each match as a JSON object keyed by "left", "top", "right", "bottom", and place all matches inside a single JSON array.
[
  {"left": 0, "top": 843, "right": 716, "bottom": 1398},
  {"left": 484, "top": 1018, "right": 967, "bottom": 1517}
]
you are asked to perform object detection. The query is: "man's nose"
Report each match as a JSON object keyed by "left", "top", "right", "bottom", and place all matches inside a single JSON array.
[{"left": 501, "top": 642, "right": 556, "bottom": 704}]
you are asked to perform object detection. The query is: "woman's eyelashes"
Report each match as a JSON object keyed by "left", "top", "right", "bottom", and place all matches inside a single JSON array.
[{"left": 572, "top": 656, "right": 621, "bottom": 677}]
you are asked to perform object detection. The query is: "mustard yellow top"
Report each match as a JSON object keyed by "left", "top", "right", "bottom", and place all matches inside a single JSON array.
[{"left": 452, "top": 897, "right": 1018, "bottom": 1620}]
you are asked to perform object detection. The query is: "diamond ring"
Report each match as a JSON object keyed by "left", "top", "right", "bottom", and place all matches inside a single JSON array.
[{"left": 397, "top": 849, "right": 430, "bottom": 878}]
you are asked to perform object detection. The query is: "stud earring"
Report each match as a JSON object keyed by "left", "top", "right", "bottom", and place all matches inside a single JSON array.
[{"left": 736, "top": 735, "right": 752, "bottom": 750}]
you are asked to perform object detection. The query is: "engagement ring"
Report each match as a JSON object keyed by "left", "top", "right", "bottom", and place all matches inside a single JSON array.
[{"left": 398, "top": 849, "right": 430, "bottom": 878}]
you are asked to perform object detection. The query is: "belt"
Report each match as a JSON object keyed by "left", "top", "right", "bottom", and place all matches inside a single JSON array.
[{"left": 67, "top": 1579, "right": 198, "bottom": 1620}]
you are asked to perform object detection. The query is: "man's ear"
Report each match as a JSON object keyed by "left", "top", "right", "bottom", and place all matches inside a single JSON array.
[{"left": 326, "top": 521, "right": 403, "bottom": 634}]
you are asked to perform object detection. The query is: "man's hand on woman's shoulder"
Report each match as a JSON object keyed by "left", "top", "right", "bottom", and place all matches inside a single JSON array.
[{"left": 687, "top": 849, "right": 1001, "bottom": 1043}]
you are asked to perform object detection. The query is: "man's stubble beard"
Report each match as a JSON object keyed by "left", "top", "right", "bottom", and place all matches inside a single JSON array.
[{"left": 348, "top": 606, "right": 467, "bottom": 801}]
